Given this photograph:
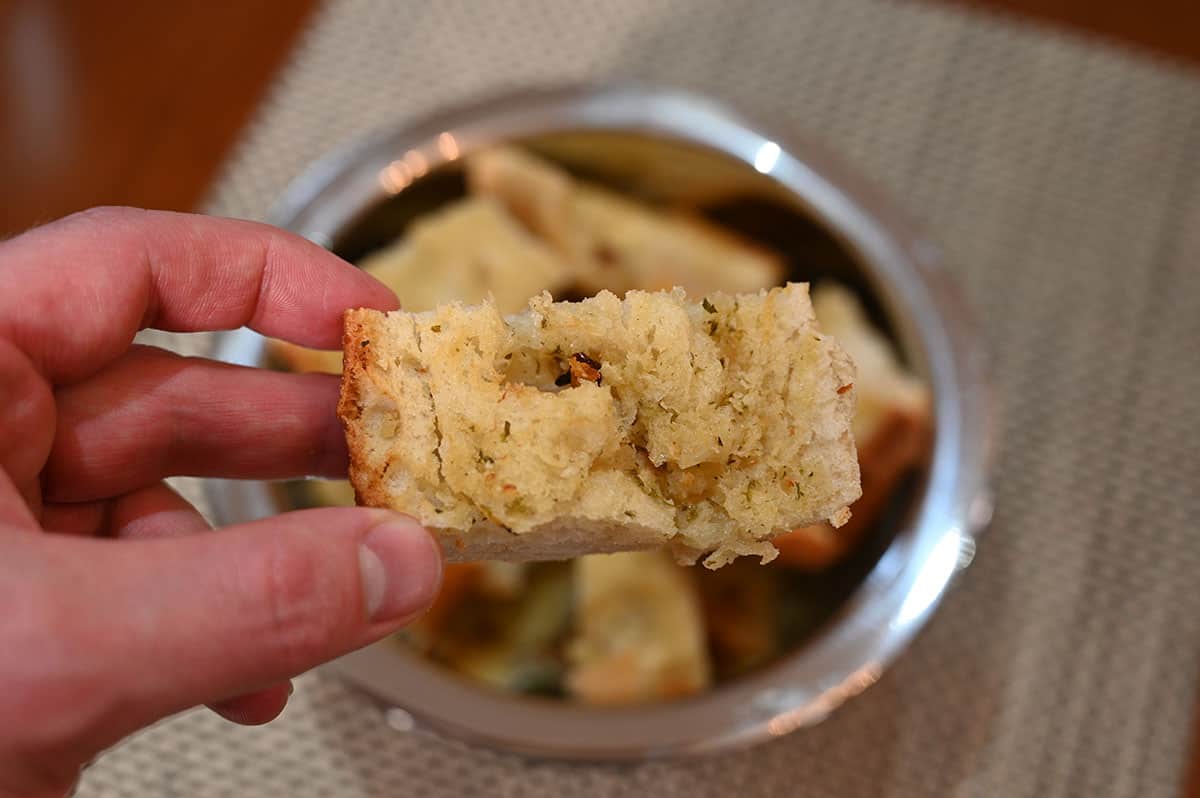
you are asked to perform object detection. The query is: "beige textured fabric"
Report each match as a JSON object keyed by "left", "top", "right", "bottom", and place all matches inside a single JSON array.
[{"left": 79, "top": 0, "right": 1200, "bottom": 795}]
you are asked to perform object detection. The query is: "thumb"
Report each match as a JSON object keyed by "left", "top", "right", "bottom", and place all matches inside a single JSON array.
[{"left": 24, "top": 507, "right": 441, "bottom": 753}]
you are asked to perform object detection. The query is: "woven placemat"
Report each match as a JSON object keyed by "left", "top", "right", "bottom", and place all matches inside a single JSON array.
[{"left": 79, "top": 0, "right": 1200, "bottom": 795}]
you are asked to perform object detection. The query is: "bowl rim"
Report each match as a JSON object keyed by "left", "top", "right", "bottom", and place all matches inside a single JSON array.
[{"left": 206, "top": 83, "right": 994, "bottom": 760}]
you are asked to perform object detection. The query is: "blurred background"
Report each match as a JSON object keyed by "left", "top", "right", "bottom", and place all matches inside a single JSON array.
[
  {"left": 2, "top": 1, "right": 1197, "bottom": 796},
  {"left": 1, "top": 0, "right": 1198, "bottom": 234}
]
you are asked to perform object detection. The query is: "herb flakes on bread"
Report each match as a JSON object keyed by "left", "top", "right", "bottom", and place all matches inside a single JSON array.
[{"left": 339, "top": 283, "right": 860, "bottom": 568}]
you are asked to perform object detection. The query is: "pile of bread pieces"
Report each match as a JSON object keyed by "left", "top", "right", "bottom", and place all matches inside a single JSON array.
[{"left": 271, "top": 147, "right": 930, "bottom": 704}]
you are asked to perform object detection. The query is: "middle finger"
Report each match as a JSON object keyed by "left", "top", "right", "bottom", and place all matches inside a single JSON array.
[{"left": 45, "top": 345, "right": 348, "bottom": 502}]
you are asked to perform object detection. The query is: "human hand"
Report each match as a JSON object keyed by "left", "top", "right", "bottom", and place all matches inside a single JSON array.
[{"left": 0, "top": 208, "right": 443, "bottom": 798}]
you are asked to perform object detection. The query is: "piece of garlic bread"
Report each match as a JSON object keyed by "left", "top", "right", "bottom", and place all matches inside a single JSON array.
[
  {"left": 566, "top": 551, "right": 710, "bottom": 704},
  {"left": 467, "top": 147, "right": 783, "bottom": 298},
  {"left": 339, "top": 284, "right": 859, "bottom": 567}
]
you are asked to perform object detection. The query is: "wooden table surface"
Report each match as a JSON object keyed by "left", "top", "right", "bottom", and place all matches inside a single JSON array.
[
  {"left": 0, "top": 0, "right": 319, "bottom": 234},
  {"left": 0, "top": 0, "right": 1196, "bottom": 793},
  {"left": 1, "top": 0, "right": 1198, "bottom": 237}
]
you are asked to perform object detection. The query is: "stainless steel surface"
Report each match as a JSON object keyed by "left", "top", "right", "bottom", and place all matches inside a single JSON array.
[{"left": 205, "top": 85, "right": 993, "bottom": 760}]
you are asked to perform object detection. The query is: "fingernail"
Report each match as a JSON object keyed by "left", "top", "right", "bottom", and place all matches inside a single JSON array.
[{"left": 359, "top": 518, "right": 442, "bottom": 622}]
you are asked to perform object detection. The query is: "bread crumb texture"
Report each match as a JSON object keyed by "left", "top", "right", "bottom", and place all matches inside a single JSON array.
[{"left": 340, "top": 284, "right": 860, "bottom": 568}]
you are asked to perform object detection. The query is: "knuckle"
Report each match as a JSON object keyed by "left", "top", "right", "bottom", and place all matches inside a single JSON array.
[
  {"left": 0, "top": 579, "right": 104, "bottom": 758},
  {"left": 58, "top": 206, "right": 130, "bottom": 239},
  {"left": 257, "top": 536, "right": 353, "bottom": 670},
  {"left": 0, "top": 573, "right": 100, "bottom": 794},
  {"left": 67, "top": 205, "right": 139, "bottom": 227}
]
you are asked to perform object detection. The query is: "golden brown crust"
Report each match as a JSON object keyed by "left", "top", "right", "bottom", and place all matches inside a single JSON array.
[{"left": 339, "top": 312, "right": 384, "bottom": 507}]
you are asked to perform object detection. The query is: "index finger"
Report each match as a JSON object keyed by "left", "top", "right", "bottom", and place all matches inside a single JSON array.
[{"left": 0, "top": 207, "right": 398, "bottom": 384}]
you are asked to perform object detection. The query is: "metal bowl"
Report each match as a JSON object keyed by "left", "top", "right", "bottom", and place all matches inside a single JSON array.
[{"left": 206, "top": 85, "right": 992, "bottom": 759}]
